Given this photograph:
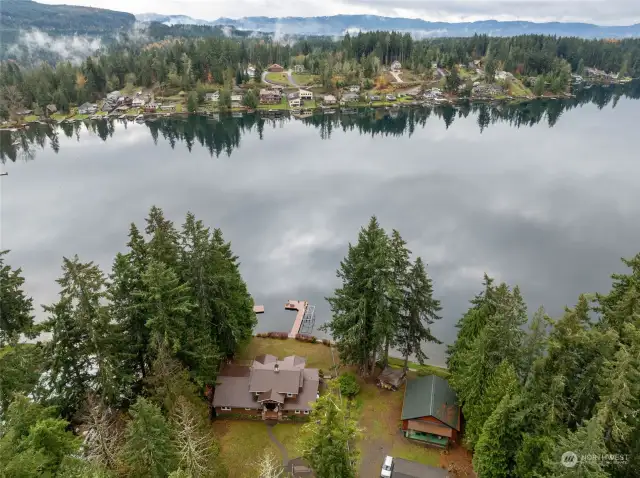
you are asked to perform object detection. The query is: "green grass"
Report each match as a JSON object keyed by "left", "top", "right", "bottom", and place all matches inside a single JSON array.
[
  {"left": 265, "top": 72, "right": 292, "bottom": 86},
  {"left": 271, "top": 422, "right": 304, "bottom": 457},
  {"left": 212, "top": 421, "right": 279, "bottom": 478},
  {"left": 175, "top": 104, "right": 184, "bottom": 113},
  {"left": 292, "top": 73, "right": 318, "bottom": 86},
  {"left": 257, "top": 97, "right": 290, "bottom": 111},
  {"left": 508, "top": 79, "right": 533, "bottom": 97},
  {"left": 391, "top": 439, "right": 441, "bottom": 467},
  {"left": 239, "top": 337, "right": 336, "bottom": 371},
  {"left": 23, "top": 115, "right": 38, "bottom": 122},
  {"left": 73, "top": 114, "right": 89, "bottom": 120},
  {"left": 386, "top": 356, "right": 450, "bottom": 379},
  {"left": 51, "top": 113, "right": 68, "bottom": 121}
]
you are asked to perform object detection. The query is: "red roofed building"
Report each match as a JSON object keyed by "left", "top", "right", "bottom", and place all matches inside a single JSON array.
[{"left": 268, "top": 64, "right": 284, "bottom": 72}]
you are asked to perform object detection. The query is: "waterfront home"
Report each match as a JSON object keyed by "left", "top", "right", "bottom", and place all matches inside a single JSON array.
[
  {"left": 46, "top": 104, "right": 57, "bottom": 115},
  {"left": 115, "top": 105, "right": 129, "bottom": 113},
  {"left": 144, "top": 103, "right": 158, "bottom": 113},
  {"left": 205, "top": 92, "right": 219, "bottom": 102},
  {"left": 391, "top": 60, "right": 402, "bottom": 71},
  {"left": 299, "top": 89, "right": 313, "bottom": 100},
  {"left": 288, "top": 92, "right": 301, "bottom": 108},
  {"left": 106, "top": 90, "right": 120, "bottom": 101},
  {"left": 132, "top": 98, "right": 146, "bottom": 107},
  {"left": 78, "top": 102, "right": 97, "bottom": 115},
  {"left": 472, "top": 84, "right": 504, "bottom": 97},
  {"left": 323, "top": 95, "right": 337, "bottom": 105},
  {"left": 369, "top": 95, "right": 381, "bottom": 101},
  {"left": 160, "top": 104, "right": 176, "bottom": 111},
  {"left": 341, "top": 92, "right": 359, "bottom": 104},
  {"left": 293, "top": 64, "right": 304, "bottom": 73},
  {"left": 260, "top": 89, "right": 282, "bottom": 104},
  {"left": 348, "top": 85, "right": 361, "bottom": 93},
  {"left": 495, "top": 71, "right": 514, "bottom": 81},
  {"left": 386, "top": 94, "right": 397, "bottom": 101},
  {"left": 401, "top": 375, "right": 460, "bottom": 448},
  {"left": 231, "top": 93, "right": 244, "bottom": 104},
  {"left": 213, "top": 354, "right": 320, "bottom": 420},
  {"left": 268, "top": 63, "right": 284, "bottom": 72},
  {"left": 246, "top": 66, "right": 256, "bottom": 78},
  {"left": 16, "top": 109, "right": 33, "bottom": 116}
]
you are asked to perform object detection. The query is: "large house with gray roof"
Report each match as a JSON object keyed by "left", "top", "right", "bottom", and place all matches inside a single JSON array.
[
  {"left": 213, "top": 354, "right": 319, "bottom": 420},
  {"left": 401, "top": 375, "right": 460, "bottom": 447}
]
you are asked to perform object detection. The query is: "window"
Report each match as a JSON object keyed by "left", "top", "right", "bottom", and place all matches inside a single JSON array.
[
  {"left": 303, "top": 410, "right": 310, "bottom": 415},
  {"left": 221, "top": 406, "right": 231, "bottom": 411},
  {"left": 245, "top": 408, "right": 252, "bottom": 411},
  {"left": 287, "top": 393, "right": 293, "bottom": 398},
  {"left": 294, "top": 410, "right": 301, "bottom": 414},
  {"left": 255, "top": 392, "right": 260, "bottom": 396}
]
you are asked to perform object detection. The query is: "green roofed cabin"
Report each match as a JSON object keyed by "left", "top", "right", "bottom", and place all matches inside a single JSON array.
[{"left": 401, "top": 375, "right": 460, "bottom": 448}]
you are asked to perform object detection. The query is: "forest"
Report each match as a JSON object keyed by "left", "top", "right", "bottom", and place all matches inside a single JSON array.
[
  {"left": 323, "top": 217, "right": 640, "bottom": 478},
  {"left": 1, "top": 30, "right": 640, "bottom": 117},
  {"left": 0, "top": 207, "right": 255, "bottom": 477}
]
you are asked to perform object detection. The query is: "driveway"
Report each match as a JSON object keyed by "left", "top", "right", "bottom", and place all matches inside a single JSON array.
[
  {"left": 390, "top": 70, "right": 404, "bottom": 83},
  {"left": 262, "top": 70, "right": 299, "bottom": 87}
]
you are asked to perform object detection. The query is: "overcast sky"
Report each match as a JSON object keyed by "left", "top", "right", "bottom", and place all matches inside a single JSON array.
[{"left": 38, "top": 0, "right": 640, "bottom": 26}]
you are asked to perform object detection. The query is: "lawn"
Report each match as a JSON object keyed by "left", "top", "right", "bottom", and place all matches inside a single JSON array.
[
  {"left": 386, "top": 356, "right": 450, "bottom": 379},
  {"left": 271, "top": 422, "right": 305, "bottom": 458},
  {"left": 212, "top": 421, "right": 280, "bottom": 478},
  {"left": 23, "top": 115, "right": 38, "bottom": 122},
  {"left": 239, "top": 337, "right": 336, "bottom": 371},
  {"left": 257, "top": 97, "right": 290, "bottom": 111},
  {"left": 292, "top": 73, "right": 318, "bottom": 86},
  {"left": 265, "top": 72, "right": 292, "bottom": 86},
  {"left": 508, "top": 79, "right": 533, "bottom": 97}
]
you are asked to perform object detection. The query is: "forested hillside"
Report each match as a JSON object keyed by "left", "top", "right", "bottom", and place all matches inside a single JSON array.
[{"left": 0, "top": 0, "right": 135, "bottom": 35}]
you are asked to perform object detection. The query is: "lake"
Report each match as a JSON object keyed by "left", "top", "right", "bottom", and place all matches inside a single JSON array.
[{"left": 2, "top": 83, "right": 640, "bottom": 366}]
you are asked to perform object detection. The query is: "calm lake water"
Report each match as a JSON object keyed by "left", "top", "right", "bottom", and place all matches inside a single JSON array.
[{"left": 2, "top": 83, "right": 640, "bottom": 366}]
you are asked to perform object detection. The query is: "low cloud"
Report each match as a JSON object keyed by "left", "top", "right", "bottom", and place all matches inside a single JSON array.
[{"left": 8, "top": 30, "right": 103, "bottom": 65}]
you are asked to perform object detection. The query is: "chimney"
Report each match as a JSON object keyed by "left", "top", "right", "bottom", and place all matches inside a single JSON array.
[{"left": 274, "top": 363, "right": 279, "bottom": 373}]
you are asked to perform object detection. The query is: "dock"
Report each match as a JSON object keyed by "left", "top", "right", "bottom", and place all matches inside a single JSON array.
[
  {"left": 286, "top": 300, "right": 316, "bottom": 338},
  {"left": 253, "top": 305, "right": 265, "bottom": 314}
]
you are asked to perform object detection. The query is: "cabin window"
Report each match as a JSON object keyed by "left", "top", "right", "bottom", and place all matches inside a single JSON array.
[
  {"left": 221, "top": 406, "right": 231, "bottom": 411},
  {"left": 255, "top": 392, "right": 260, "bottom": 396},
  {"left": 294, "top": 410, "right": 301, "bottom": 414},
  {"left": 245, "top": 408, "right": 252, "bottom": 411},
  {"left": 303, "top": 410, "right": 310, "bottom": 415},
  {"left": 287, "top": 393, "right": 294, "bottom": 397}
]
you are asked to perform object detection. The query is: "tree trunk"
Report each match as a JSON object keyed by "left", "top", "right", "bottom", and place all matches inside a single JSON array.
[
  {"left": 369, "top": 349, "right": 377, "bottom": 377},
  {"left": 403, "top": 354, "right": 409, "bottom": 375},
  {"left": 383, "top": 337, "right": 390, "bottom": 369}
]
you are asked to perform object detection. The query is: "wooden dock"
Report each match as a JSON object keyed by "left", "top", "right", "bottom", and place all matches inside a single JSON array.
[
  {"left": 253, "top": 305, "right": 265, "bottom": 314},
  {"left": 286, "top": 300, "right": 308, "bottom": 338}
]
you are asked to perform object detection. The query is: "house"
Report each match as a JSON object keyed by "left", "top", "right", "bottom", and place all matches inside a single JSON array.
[
  {"left": 495, "top": 71, "right": 514, "bottom": 81},
  {"left": 299, "top": 89, "right": 313, "bottom": 100},
  {"left": 78, "top": 102, "right": 97, "bottom": 115},
  {"left": 386, "top": 94, "right": 396, "bottom": 101},
  {"left": 391, "top": 60, "right": 402, "bottom": 71},
  {"left": 246, "top": 66, "right": 256, "bottom": 78},
  {"left": 348, "top": 85, "right": 360, "bottom": 93},
  {"left": 401, "top": 375, "right": 460, "bottom": 448},
  {"left": 288, "top": 92, "right": 301, "bottom": 108},
  {"left": 341, "top": 92, "right": 359, "bottom": 104},
  {"left": 377, "top": 367, "right": 406, "bottom": 391},
  {"left": 435, "top": 68, "right": 448, "bottom": 79},
  {"left": 260, "top": 89, "right": 282, "bottom": 104},
  {"left": 160, "top": 104, "right": 176, "bottom": 111},
  {"left": 46, "top": 104, "right": 57, "bottom": 115},
  {"left": 117, "top": 96, "right": 132, "bottom": 106},
  {"left": 293, "top": 65, "right": 304, "bottom": 73},
  {"left": 132, "top": 98, "right": 146, "bottom": 107},
  {"left": 101, "top": 101, "right": 115, "bottom": 112},
  {"left": 369, "top": 95, "right": 381, "bottom": 101},
  {"left": 16, "top": 109, "right": 33, "bottom": 116},
  {"left": 144, "top": 103, "right": 158, "bottom": 113},
  {"left": 106, "top": 90, "right": 120, "bottom": 101},
  {"left": 231, "top": 93, "right": 243, "bottom": 104},
  {"left": 213, "top": 354, "right": 320, "bottom": 420},
  {"left": 323, "top": 95, "right": 337, "bottom": 105},
  {"left": 205, "top": 92, "right": 219, "bottom": 102},
  {"left": 472, "top": 84, "right": 504, "bottom": 98},
  {"left": 268, "top": 64, "right": 284, "bottom": 72}
]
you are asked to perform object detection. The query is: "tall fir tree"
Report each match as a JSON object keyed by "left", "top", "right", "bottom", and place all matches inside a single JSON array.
[
  {"left": 394, "top": 257, "right": 441, "bottom": 372},
  {"left": 0, "top": 250, "right": 35, "bottom": 346}
]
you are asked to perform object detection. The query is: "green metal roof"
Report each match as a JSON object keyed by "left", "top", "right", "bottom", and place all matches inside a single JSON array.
[{"left": 401, "top": 375, "right": 460, "bottom": 431}]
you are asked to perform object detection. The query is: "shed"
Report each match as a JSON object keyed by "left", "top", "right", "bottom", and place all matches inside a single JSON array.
[
  {"left": 392, "top": 458, "right": 449, "bottom": 478},
  {"left": 401, "top": 375, "right": 460, "bottom": 447},
  {"left": 268, "top": 64, "right": 284, "bottom": 72},
  {"left": 377, "top": 367, "right": 406, "bottom": 391},
  {"left": 46, "top": 104, "right": 57, "bottom": 114}
]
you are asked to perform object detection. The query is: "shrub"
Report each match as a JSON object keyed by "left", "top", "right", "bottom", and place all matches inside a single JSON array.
[
  {"left": 267, "top": 332, "right": 289, "bottom": 339},
  {"left": 338, "top": 373, "right": 360, "bottom": 399},
  {"left": 295, "top": 334, "right": 317, "bottom": 343},
  {"left": 322, "top": 339, "right": 331, "bottom": 346}
]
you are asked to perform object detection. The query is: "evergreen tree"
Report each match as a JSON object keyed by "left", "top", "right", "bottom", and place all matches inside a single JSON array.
[
  {"left": 139, "top": 260, "right": 194, "bottom": 354},
  {"left": 323, "top": 216, "right": 393, "bottom": 376},
  {"left": 519, "top": 306, "right": 551, "bottom": 384},
  {"left": 186, "top": 91, "right": 198, "bottom": 113},
  {"left": 218, "top": 89, "right": 232, "bottom": 109},
  {"left": 394, "top": 257, "right": 441, "bottom": 372},
  {"left": 0, "top": 343, "right": 45, "bottom": 417},
  {"left": 242, "top": 89, "right": 259, "bottom": 109},
  {"left": 301, "top": 389, "right": 358, "bottom": 478},
  {"left": 122, "top": 397, "right": 178, "bottom": 478},
  {"left": 43, "top": 256, "right": 118, "bottom": 416},
  {"left": 145, "top": 206, "right": 180, "bottom": 268},
  {"left": 0, "top": 250, "right": 35, "bottom": 346}
]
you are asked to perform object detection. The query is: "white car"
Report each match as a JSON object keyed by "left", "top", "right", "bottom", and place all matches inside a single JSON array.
[{"left": 381, "top": 455, "right": 393, "bottom": 477}]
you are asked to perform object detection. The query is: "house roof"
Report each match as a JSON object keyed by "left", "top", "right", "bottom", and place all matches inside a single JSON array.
[
  {"left": 249, "top": 368, "right": 301, "bottom": 394},
  {"left": 255, "top": 354, "right": 278, "bottom": 364},
  {"left": 392, "top": 458, "right": 449, "bottom": 478},
  {"left": 377, "top": 367, "right": 406, "bottom": 388},
  {"left": 258, "top": 389, "right": 285, "bottom": 403},
  {"left": 401, "top": 375, "right": 460, "bottom": 431},
  {"left": 213, "top": 375, "right": 256, "bottom": 408}
]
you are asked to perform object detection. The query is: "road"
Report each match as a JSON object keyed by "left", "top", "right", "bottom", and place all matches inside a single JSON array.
[
  {"left": 390, "top": 70, "right": 404, "bottom": 83},
  {"left": 262, "top": 69, "right": 300, "bottom": 88}
]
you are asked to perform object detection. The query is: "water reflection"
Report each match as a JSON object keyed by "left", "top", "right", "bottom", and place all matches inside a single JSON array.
[{"left": 2, "top": 82, "right": 639, "bottom": 163}]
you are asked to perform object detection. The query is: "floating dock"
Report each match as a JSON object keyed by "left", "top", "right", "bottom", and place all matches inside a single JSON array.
[
  {"left": 253, "top": 305, "right": 265, "bottom": 314},
  {"left": 286, "top": 300, "right": 316, "bottom": 338}
]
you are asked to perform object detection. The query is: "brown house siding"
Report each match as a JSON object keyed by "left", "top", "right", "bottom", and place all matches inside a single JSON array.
[
  {"left": 216, "top": 407, "right": 260, "bottom": 416},
  {"left": 402, "top": 417, "right": 458, "bottom": 442}
]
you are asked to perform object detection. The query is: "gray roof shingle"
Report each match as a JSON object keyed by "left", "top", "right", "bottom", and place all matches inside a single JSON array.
[{"left": 401, "top": 375, "right": 460, "bottom": 430}]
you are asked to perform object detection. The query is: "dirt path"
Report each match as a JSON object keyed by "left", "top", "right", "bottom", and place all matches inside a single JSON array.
[
  {"left": 266, "top": 422, "right": 289, "bottom": 466},
  {"left": 390, "top": 70, "right": 404, "bottom": 83}
]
